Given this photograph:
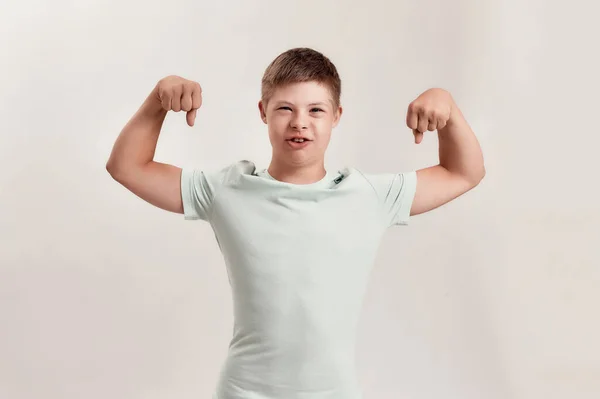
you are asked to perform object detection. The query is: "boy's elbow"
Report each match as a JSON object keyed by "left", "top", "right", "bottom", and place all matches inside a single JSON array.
[
  {"left": 106, "top": 158, "right": 125, "bottom": 181},
  {"left": 106, "top": 159, "right": 117, "bottom": 177},
  {"left": 472, "top": 165, "right": 486, "bottom": 186}
]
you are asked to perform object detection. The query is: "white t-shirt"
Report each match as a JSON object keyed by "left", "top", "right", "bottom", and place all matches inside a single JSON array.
[{"left": 181, "top": 160, "right": 417, "bottom": 399}]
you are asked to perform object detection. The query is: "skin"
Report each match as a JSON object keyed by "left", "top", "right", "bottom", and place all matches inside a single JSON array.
[{"left": 258, "top": 81, "right": 342, "bottom": 185}]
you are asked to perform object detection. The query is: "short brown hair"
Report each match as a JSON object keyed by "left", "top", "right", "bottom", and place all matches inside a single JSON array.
[{"left": 261, "top": 47, "right": 342, "bottom": 108}]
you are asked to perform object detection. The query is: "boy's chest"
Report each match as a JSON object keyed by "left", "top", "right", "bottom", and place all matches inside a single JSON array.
[{"left": 210, "top": 190, "right": 384, "bottom": 259}]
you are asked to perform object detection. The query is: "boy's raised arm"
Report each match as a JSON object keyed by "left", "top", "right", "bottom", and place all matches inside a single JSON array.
[
  {"left": 106, "top": 76, "right": 202, "bottom": 214},
  {"left": 406, "top": 88, "right": 486, "bottom": 216}
]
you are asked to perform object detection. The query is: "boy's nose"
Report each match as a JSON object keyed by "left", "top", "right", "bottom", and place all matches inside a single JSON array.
[{"left": 290, "top": 117, "right": 308, "bottom": 130}]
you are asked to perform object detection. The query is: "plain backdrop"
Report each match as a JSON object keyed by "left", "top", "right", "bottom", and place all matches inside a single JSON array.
[{"left": 1, "top": 1, "right": 598, "bottom": 398}]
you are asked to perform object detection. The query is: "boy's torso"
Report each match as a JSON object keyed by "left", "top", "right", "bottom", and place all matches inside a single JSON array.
[{"left": 208, "top": 163, "right": 387, "bottom": 399}]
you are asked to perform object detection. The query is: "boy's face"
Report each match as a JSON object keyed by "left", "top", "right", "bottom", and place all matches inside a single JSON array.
[{"left": 259, "top": 81, "right": 342, "bottom": 168}]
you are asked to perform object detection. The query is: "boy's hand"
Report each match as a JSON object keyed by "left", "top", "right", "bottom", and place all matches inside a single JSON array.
[
  {"left": 406, "top": 88, "right": 454, "bottom": 144},
  {"left": 154, "top": 75, "right": 203, "bottom": 127}
]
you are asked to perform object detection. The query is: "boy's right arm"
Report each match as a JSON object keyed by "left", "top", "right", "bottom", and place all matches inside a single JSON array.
[{"left": 106, "top": 76, "right": 202, "bottom": 214}]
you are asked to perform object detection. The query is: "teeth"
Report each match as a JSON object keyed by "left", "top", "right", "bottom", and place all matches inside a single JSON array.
[{"left": 293, "top": 139, "right": 305, "bottom": 142}]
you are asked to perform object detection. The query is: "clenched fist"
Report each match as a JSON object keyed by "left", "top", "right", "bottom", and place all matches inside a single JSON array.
[
  {"left": 154, "top": 75, "right": 203, "bottom": 127},
  {"left": 406, "top": 88, "right": 454, "bottom": 144}
]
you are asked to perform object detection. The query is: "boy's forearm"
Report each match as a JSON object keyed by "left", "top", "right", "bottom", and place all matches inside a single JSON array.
[
  {"left": 437, "top": 103, "right": 485, "bottom": 185},
  {"left": 106, "top": 87, "right": 168, "bottom": 174}
]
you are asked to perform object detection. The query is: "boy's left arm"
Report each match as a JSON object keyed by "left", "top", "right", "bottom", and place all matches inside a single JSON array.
[{"left": 405, "top": 88, "right": 486, "bottom": 216}]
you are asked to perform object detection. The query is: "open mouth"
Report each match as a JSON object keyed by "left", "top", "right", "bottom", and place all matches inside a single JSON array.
[
  {"left": 286, "top": 138, "right": 312, "bottom": 149},
  {"left": 287, "top": 138, "right": 311, "bottom": 143}
]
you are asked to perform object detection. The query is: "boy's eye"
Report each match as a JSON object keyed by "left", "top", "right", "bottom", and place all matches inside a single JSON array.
[{"left": 276, "top": 106, "right": 323, "bottom": 112}]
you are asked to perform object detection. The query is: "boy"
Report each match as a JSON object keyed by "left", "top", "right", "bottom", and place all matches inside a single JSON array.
[{"left": 107, "top": 48, "right": 485, "bottom": 399}]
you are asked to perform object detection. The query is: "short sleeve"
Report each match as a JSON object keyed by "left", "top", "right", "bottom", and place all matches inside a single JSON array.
[
  {"left": 362, "top": 171, "right": 418, "bottom": 227},
  {"left": 180, "top": 166, "right": 229, "bottom": 221}
]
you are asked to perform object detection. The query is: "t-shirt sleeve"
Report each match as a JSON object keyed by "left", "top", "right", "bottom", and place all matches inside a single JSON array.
[
  {"left": 180, "top": 166, "right": 229, "bottom": 222},
  {"left": 362, "top": 170, "right": 418, "bottom": 227}
]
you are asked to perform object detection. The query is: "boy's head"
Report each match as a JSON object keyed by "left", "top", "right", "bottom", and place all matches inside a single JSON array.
[{"left": 258, "top": 48, "right": 343, "bottom": 171}]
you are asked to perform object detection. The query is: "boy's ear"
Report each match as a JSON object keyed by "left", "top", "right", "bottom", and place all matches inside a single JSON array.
[
  {"left": 258, "top": 101, "right": 267, "bottom": 124},
  {"left": 332, "top": 106, "right": 343, "bottom": 128}
]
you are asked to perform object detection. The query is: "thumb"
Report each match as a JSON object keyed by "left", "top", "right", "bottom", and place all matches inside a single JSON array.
[{"left": 186, "top": 108, "right": 197, "bottom": 127}]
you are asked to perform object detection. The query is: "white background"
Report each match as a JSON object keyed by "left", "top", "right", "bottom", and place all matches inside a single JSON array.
[{"left": 1, "top": 1, "right": 598, "bottom": 398}]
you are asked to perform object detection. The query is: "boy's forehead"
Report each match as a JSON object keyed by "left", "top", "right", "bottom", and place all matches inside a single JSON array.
[{"left": 270, "top": 82, "right": 333, "bottom": 105}]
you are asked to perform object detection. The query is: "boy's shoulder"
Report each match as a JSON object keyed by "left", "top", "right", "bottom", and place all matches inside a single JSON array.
[{"left": 199, "top": 159, "right": 256, "bottom": 180}]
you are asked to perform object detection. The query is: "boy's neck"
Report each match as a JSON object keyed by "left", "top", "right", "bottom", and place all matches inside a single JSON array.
[{"left": 266, "top": 161, "right": 327, "bottom": 185}]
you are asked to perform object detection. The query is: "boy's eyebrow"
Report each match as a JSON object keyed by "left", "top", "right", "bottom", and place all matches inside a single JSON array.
[{"left": 275, "top": 101, "right": 329, "bottom": 107}]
